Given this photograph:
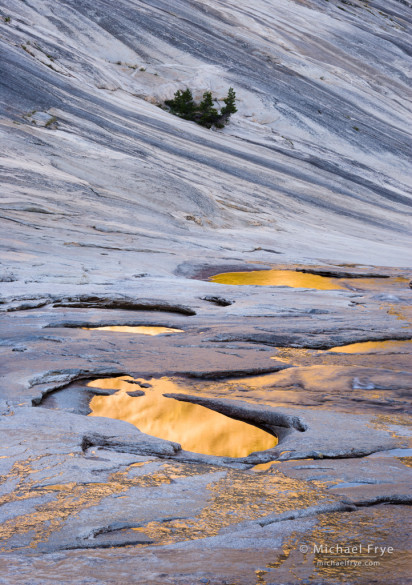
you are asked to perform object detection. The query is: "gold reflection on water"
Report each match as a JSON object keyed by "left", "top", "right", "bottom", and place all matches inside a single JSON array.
[
  {"left": 209, "top": 270, "right": 344, "bottom": 290},
  {"left": 88, "top": 377, "right": 277, "bottom": 458},
  {"left": 350, "top": 276, "right": 409, "bottom": 291},
  {"left": 329, "top": 340, "right": 412, "bottom": 353},
  {"left": 251, "top": 461, "right": 278, "bottom": 472},
  {"left": 83, "top": 326, "right": 183, "bottom": 335}
]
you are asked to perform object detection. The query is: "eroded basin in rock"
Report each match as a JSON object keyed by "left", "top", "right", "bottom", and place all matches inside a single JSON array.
[
  {"left": 209, "top": 269, "right": 345, "bottom": 289},
  {"left": 208, "top": 269, "right": 409, "bottom": 292},
  {"left": 329, "top": 340, "right": 412, "bottom": 353},
  {"left": 82, "top": 326, "right": 184, "bottom": 335},
  {"left": 88, "top": 376, "right": 278, "bottom": 458}
]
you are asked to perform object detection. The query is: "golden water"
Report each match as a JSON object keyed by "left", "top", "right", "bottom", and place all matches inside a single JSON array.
[
  {"left": 329, "top": 340, "right": 412, "bottom": 353},
  {"left": 83, "top": 326, "right": 183, "bottom": 335},
  {"left": 209, "top": 270, "right": 409, "bottom": 292},
  {"left": 209, "top": 270, "right": 344, "bottom": 290},
  {"left": 88, "top": 376, "right": 277, "bottom": 458}
]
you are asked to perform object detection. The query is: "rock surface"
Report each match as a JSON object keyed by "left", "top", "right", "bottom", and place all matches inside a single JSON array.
[{"left": 1, "top": 0, "right": 411, "bottom": 583}]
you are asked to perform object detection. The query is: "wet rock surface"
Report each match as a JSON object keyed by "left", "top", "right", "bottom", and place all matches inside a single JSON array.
[
  {"left": 1, "top": 0, "right": 412, "bottom": 583},
  {"left": 1, "top": 284, "right": 411, "bottom": 582}
]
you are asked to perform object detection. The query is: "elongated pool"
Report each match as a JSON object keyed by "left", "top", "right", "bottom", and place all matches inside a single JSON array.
[
  {"left": 209, "top": 269, "right": 345, "bottom": 289},
  {"left": 83, "top": 326, "right": 183, "bottom": 335},
  {"left": 209, "top": 269, "right": 408, "bottom": 291},
  {"left": 88, "top": 376, "right": 277, "bottom": 458},
  {"left": 329, "top": 339, "right": 412, "bottom": 353}
]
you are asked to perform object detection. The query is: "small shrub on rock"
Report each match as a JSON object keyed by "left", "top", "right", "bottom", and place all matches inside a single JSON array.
[{"left": 164, "top": 87, "right": 237, "bottom": 128}]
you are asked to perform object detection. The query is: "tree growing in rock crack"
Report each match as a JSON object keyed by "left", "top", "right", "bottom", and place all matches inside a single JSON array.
[{"left": 164, "top": 87, "right": 237, "bottom": 128}]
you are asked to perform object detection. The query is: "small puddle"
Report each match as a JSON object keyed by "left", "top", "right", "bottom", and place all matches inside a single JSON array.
[
  {"left": 88, "top": 377, "right": 277, "bottom": 458},
  {"left": 251, "top": 461, "right": 278, "bottom": 472},
  {"left": 209, "top": 270, "right": 345, "bottom": 290},
  {"left": 329, "top": 340, "right": 412, "bottom": 353},
  {"left": 82, "top": 326, "right": 183, "bottom": 335}
]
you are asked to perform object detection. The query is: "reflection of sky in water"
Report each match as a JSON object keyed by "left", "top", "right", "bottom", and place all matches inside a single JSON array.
[
  {"left": 210, "top": 270, "right": 409, "bottom": 293},
  {"left": 210, "top": 270, "right": 344, "bottom": 289},
  {"left": 83, "top": 326, "right": 183, "bottom": 335},
  {"left": 88, "top": 377, "right": 277, "bottom": 458},
  {"left": 349, "top": 276, "right": 408, "bottom": 290},
  {"left": 251, "top": 461, "right": 278, "bottom": 472},
  {"left": 329, "top": 340, "right": 412, "bottom": 353}
]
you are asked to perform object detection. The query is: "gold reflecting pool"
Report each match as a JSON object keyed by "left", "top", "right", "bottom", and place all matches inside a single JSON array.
[
  {"left": 209, "top": 270, "right": 344, "bottom": 290},
  {"left": 83, "top": 326, "right": 183, "bottom": 335},
  {"left": 88, "top": 377, "right": 277, "bottom": 458},
  {"left": 329, "top": 340, "right": 412, "bottom": 353}
]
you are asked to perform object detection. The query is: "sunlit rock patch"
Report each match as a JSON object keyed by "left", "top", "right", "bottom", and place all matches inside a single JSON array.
[
  {"left": 386, "top": 306, "right": 412, "bottom": 323},
  {"left": 128, "top": 467, "right": 333, "bottom": 547},
  {"left": 0, "top": 454, "right": 335, "bottom": 553},
  {"left": 296, "top": 505, "right": 412, "bottom": 584},
  {"left": 88, "top": 376, "right": 278, "bottom": 458}
]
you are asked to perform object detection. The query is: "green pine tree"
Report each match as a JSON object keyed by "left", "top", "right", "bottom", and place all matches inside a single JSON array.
[
  {"left": 178, "top": 88, "right": 195, "bottom": 118},
  {"left": 165, "top": 88, "right": 195, "bottom": 119},
  {"left": 198, "top": 91, "right": 219, "bottom": 127},
  {"left": 220, "top": 87, "right": 237, "bottom": 118}
]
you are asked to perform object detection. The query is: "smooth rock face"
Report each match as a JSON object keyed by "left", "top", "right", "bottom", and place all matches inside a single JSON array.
[{"left": 1, "top": 0, "right": 411, "bottom": 583}]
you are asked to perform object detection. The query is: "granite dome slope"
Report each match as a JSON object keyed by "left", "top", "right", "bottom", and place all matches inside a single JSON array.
[{"left": 0, "top": 0, "right": 411, "bottom": 286}]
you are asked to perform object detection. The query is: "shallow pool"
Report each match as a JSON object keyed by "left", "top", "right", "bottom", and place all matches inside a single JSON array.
[
  {"left": 209, "top": 269, "right": 345, "bottom": 290},
  {"left": 83, "top": 326, "right": 183, "bottom": 335},
  {"left": 329, "top": 339, "right": 412, "bottom": 353},
  {"left": 88, "top": 376, "right": 277, "bottom": 458}
]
